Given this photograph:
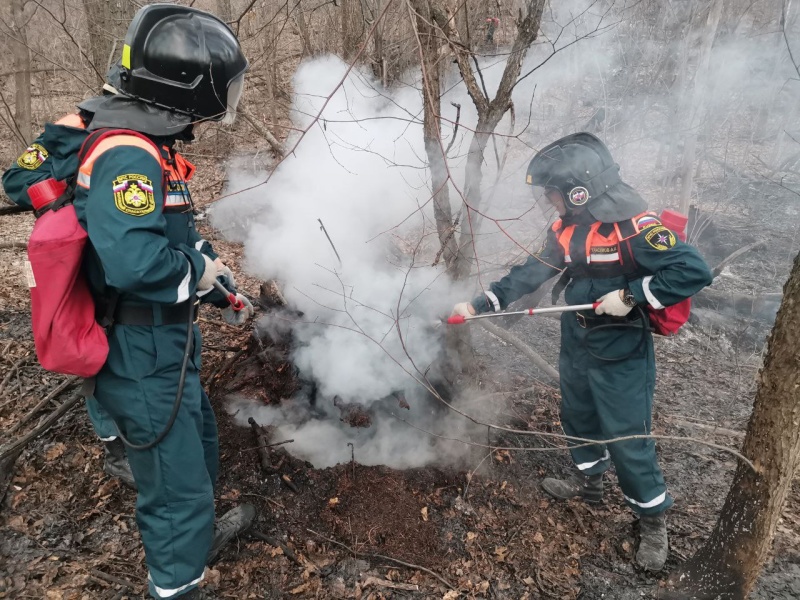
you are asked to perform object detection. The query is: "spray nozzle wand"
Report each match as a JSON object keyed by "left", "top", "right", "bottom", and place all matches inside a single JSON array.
[{"left": 447, "top": 302, "right": 601, "bottom": 325}]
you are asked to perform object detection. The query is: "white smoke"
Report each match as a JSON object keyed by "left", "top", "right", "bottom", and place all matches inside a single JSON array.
[{"left": 212, "top": 56, "right": 493, "bottom": 469}]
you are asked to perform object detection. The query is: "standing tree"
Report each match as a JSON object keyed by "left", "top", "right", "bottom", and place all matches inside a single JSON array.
[
  {"left": 663, "top": 250, "right": 800, "bottom": 599},
  {"left": 10, "top": 0, "right": 31, "bottom": 143},
  {"left": 677, "top": 0, "right": 723, "bottom": 214},
  {"left": 82, "top": 0, "right": 135, "bottom": 83}
]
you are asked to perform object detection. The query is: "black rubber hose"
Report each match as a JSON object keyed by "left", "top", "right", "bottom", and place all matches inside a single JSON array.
[
  {"left": 584, "top": 305, "right": 650, "bottom": 362},
  {"left": 118, "top": 299, "right": 195, "bottom": 450}
]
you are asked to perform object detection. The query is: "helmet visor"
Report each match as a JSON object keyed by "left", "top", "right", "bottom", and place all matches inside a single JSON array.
[{"left": 221, "top": 74, "right": 245, "bottom": 125}]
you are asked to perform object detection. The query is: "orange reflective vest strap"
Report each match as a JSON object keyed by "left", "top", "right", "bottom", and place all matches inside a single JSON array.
[
  {"left": 76, "top": 132, "right": 161, "bottom": 190},
  {"left": 556, "top": 223, "right": 575, "bottom": 264},
  {"left": 173, "top": 152, "right": 196, "bottom": 181},
  {"left": 53, "top": 113, "right": 86, "bottom": 129},
  {"left": 161, "top": 148, "right": 196, "bottom": 182}
]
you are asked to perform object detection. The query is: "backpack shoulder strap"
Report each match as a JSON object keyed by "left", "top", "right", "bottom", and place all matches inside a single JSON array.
[{"left": 76, "top": 128, "right": 162, "bottom": 190}]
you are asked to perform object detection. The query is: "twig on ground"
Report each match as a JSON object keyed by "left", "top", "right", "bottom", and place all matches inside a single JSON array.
[
  {"left": 249, "top": 530, "right": 303, "bottom": 566},
  {"left": 0, "top": 391, "right": 83, "bottom": 461},
  {"left": 248, "top": 417, "right": 274, "bottom": 474},
  {"left": 204, "top": 347, "right": 247, "bottom": 386},
  {"left": 88, "top": 569, "right": 136, "bottom": 590},
  {"left": 711, "top": 241, "right": 766, "bottom": 278},
  {"left": 0, "top": 355, "right": 31, "bottom": 398},
  {"left": 7, "top": 376, "right": 80, "bottom": 435},
  {"left": 0, "top": 241, "right": 26, "bottom": 250},
  {"left": 479, "top": 320, "right": 560, "bottom": 382},
  {"left": 306, "top": 528, "right": 456, "bottom": 590},
  {"left": 362, "top": 576, "right": 420, "bottom": 591}
]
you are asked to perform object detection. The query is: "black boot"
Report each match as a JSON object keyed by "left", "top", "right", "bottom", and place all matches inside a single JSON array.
[
  {"left": 636, "top": 511, "right": 668, "bottom": 571},
  {"left": 541, "top": 471, "right": 603, "bottom": 503},
  {"left": 171, "top": 586, "right": 217, "bottom": 599},
  {"left": 207, "top": 504, "right": 256, "bottom": 564},
  {"left": 103, "top": 438, "right": 137, "bottom": 490}
]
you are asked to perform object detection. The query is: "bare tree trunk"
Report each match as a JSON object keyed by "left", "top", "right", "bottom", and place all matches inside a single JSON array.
[
  {"left": 83, "top": 0, "right": 135, "bottom": 83},
  {"left": 409, "top": 0, "right": 458, "bottom": 269},
  {"left": 440, "top": 0, "right": 547, "bottom": 279},
  {"left": 11, "top": 0, "right": 31, "bottom": 143},
  {"left": 293, "top": 0, "right": 315, "bottom": 56},
  {"left": 678, "top": 0, "right": 723, "bottom": 214},
  {"left": 340, "top": 0, "right": 361, "bottom": 59},
  {"left": 217, "top": 0, "right": 233, "bottom": 21},
  {"left": 663, "top": 251, "right": 800, "bottom": 600}
]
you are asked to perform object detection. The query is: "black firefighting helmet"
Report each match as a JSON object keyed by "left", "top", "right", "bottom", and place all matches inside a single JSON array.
[
  {"left": 118, "top": 4, "right": 248, "bottom": 122},
  {"left": 526, "top": 132, "right": 647, "bottom": 222}
]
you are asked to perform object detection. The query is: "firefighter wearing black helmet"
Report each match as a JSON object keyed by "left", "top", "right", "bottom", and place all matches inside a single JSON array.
[
  {"left": 69, "top": 5, "right": 254, "bottom": 599},
  {"left": 451, "top": 132, "right": 713, "bottom": 571}
]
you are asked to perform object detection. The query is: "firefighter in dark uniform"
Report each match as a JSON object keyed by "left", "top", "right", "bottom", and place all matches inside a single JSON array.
[
  {"left": 2, "top": 81, "right": 140, "bottom": 488},
  {"left": 452, "top": 133, "right": 713, "bottom": 571},
  {"left": 66, "top": 6, "right": 254, "bottom": 599}
]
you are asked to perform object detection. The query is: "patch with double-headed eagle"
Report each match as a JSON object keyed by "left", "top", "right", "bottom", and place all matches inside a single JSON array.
[
  {"left": 113, "top": 174, "right": 155, "bottom": 216},
  {"left": 16, "top": 143, "right": 48, "bottom": 170},
  {"left": 644, "top": 226, "right": 677, "bottom": 251}
]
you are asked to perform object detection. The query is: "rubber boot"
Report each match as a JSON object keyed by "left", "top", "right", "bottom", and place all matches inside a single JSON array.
[
  {"left": 170, "top": 586, "right": 217, "bottom": 599},
  {"left": 103, "top": 438, "right": 137, "bottom": 490},
  {"left": 541, "top": 471, "right": 603, "bottom": 503},
  {"left": 206, "top": 504, "right": 256, "bottom": 564},
  {"left": 636, "top": 511, "right": 668, "bottom": 571}
]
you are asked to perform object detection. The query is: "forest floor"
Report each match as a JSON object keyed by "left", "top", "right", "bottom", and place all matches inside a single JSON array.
[{"left": 1, "top": 148, "right": 799, "bottom": 600}]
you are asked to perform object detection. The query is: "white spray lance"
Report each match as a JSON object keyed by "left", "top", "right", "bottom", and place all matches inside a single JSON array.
[{"left": 446, "top": 302, "right": 601, "bottom": 325}]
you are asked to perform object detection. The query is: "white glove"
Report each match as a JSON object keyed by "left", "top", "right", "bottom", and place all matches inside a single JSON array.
[
  {"left": 451, "top": 302, "right": 476, "bottom": 317},
  {"left": 214, "top": 259, "right": 236, "bottom": 290},
  {"left": 222, "top": 294, "right": 254, "bottom": 326},
  {"left": 197, "top": 255, "right": 218, "bottom": 291},
  {"left": 595, "top": 290, "right": 633, "bottom": 317}
]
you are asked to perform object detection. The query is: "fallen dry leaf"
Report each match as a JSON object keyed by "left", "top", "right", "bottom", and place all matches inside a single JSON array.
[
  {"left": 421, "top": 506, "right": 428, "bottom": 522},
  {"left": 290, "top": 582, "right": 311, "bottom": 594}
]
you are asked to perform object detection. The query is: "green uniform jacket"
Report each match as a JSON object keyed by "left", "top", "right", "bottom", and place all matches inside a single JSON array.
[
  {"left": 2, "top": 119, "right": 88, "bottom": 209},
  {"left": 73, "top": 138, "right": 208, "bottom": 305},
  {"left": 472, "top": 211, "right": 713, "bottom": 314}
]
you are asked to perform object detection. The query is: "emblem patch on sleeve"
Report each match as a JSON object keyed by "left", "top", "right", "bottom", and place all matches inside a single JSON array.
[
  {"left": 16, "top": 143, "right": 48, "bottom": 170},
  {"left": 113, "top": 174, "right": 156, "bottom": 216},
  {"left": 644, "top": 226, "right": 677, "bottom": 251}
]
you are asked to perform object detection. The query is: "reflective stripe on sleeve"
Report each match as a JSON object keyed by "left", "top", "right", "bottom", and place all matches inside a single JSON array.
[
  {"left": 624, "top": 491, "right": 667, "bottom": 509},
  {"left": 642, "top": 276, "right": 664, "bottom": 309},
  {"left": 485, "top": 291, "right": 501, "bottom": 312},
  {"left": 176, "top": 260, "right": 192, "bottom": 303},
  {"left": 575, "top": 450, "right": 610, "bottom": 471}
]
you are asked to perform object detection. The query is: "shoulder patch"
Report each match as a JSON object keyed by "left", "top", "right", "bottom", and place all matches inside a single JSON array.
[
  {"left": 644, "top": 226, "right": 676, "bottom": 251},
  {"left": 16, "top": 143, "right": 48, "bottom": 170},
  {"left": 636, "top": 215, "right": 661, "bottom": 232},
  {"left": 113, "top": 174, "right": 155, "bottom": 216}
]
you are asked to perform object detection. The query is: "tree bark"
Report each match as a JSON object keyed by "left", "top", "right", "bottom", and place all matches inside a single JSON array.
[
  {"left": 678, "top": 0, "right": 723, "bottom": 214},
  {"left": 82, "top": 0, "right": 135, "bottom": 83},
  {"left": 664, "top": 251, "right": 800, "bottom": 600},
  {"left": 409, "top": 0, "right": 458, "bottom": 269},
  {"left": 11, "top": 0, "right": 31, "bottom": 143},
  {"left": 293, "top": 0, "right": 315, "bottom": 57}
]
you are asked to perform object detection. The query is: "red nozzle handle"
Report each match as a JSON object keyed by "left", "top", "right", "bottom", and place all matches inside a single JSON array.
[
  {"left": 592, "top": 302, "right": 600, "bottom": 310},
  {"left": 447, "top": 315, "right": 467, "bottom": 325},
  {"left": 228, "top": 293, "right": 245, "bottom": 311}
]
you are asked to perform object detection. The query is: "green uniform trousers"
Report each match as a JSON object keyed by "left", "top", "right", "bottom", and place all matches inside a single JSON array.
[
  {"left": 558, "top": 312, "right": 672, "bottom": 515},
  {"left": 95, "top": 320, "right": 218, "bottom": 599}
]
